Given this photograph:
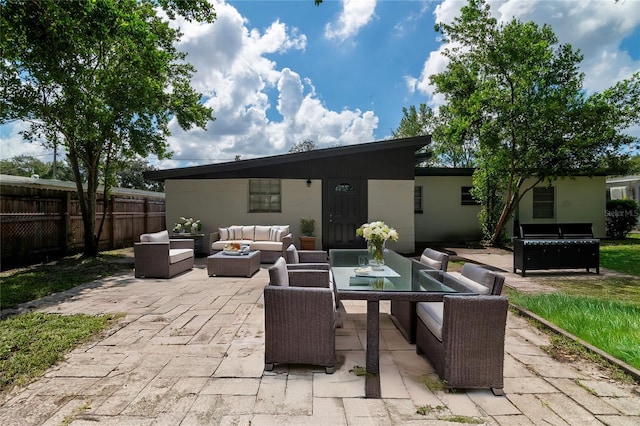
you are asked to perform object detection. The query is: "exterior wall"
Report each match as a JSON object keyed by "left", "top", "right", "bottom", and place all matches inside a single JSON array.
[
  {"left": 166, "top": 178, "right": 322, "bottom": 251},
  {"left": 166, "top": 174, "right": 606, "bottom": 252},
  {"left": 414, "top": 175, "right": 482, "bottom": 242},
  {"left": 515, "top": 176, "right": 607, "bottom": 238},
  {"left": 367, "top": 180, "right": 415, "bottom": 253}
]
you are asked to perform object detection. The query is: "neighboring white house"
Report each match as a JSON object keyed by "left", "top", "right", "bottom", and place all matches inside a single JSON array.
[
  {"left": 145, "top": 137, "right": 608, "bottom": 254},
  {"left": 606, "top": 175, "right": 640, "bottom": 229}
]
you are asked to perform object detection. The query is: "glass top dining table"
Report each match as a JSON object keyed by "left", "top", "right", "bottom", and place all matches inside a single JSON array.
[{"left": 330, "top": 248, "right": 472, "bottom": 398}]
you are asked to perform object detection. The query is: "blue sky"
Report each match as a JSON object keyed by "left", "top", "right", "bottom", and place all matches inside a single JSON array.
[{"left": 2, "top": 0, "right": 640, "bottom": 169}]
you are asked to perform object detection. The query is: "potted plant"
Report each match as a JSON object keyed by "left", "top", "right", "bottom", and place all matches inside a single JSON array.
[{"left": 299, "top": 217, "right": 316, "bottom": 250}]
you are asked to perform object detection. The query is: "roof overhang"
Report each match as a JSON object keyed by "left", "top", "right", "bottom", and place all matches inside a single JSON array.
[{"left": 145, "top": 136, "right": 430, "bottom": 182}]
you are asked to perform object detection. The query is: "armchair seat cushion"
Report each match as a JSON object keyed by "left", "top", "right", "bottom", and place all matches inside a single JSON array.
[
  {"left": 169, "top": 248, "right": 194, "bottom": 264},
  {"left": 416, "top": 302, "right": 443, "bottom": 342}
]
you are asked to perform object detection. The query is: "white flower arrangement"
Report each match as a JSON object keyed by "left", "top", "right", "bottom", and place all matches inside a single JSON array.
[
  {"left": 356, "top": 221, "right": 399, "bottom": 244},
  {"left": 356, "top": 221, "right": 398, "bottom": 265},
  {"left": 173, "top": 217, "right": 202, "bottom": 234}
]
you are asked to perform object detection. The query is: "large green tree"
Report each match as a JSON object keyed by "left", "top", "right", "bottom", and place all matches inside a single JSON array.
[
  {"left": 0, "top": 155, "right": 76, "bottom": 181},
  {"left": 431, "top": 0, "right": 640, "bottom": 245},
  {"left": 392, "top": 103, "right": 475, "bottom": 167},
  {"left": 288, "top": 139, "right": 316, "bottom": 153},
  {"left": 1, "top": 0, "right": 215, "bottom": 256}
]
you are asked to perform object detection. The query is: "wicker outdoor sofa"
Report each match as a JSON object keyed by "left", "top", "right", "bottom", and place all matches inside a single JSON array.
[{"left": 210, "top": 225, "right": 293, "bottom": 263}]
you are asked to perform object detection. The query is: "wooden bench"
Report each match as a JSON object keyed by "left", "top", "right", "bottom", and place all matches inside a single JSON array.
[{"left": 513, "top": 223, "right": 600, "bottom": 277}]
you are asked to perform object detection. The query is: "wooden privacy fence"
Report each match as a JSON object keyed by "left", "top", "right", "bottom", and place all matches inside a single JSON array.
[{"left": 1, "top": 176, "right": 165, "bottom": 269}]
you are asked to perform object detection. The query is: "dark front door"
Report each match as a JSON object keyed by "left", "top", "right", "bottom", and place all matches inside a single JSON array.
[{"left": 323, "top": 178, "right": 367, "bottom": 249}]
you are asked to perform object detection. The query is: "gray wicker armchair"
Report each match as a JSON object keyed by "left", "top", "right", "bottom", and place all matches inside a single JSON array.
[
  {"left": 284, "top": 243, "right": 328, "bottom": 265},
  {"left": 391, "top": 248, "right": 450, "bottom": 343},
  {"left": 416, "top": 295, "right": 509, "bottom": 395},
  {"left": 134, "top": 230, "right": 194, "bottom": 278},
  {"left": 415, "top": 264, "right": 508, "bottom": 395},
  {"left": 264, "top": 257, "right": 336, "bottom": 373}
]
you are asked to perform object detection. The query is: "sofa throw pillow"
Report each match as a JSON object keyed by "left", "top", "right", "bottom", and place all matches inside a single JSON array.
[
  {"left": 269, "top": 228, "right": 283, "bottom": 242},
  {"left": 242, "top": 225, "right": 256, "bottom": 240},
  {"left": 218, "top": 227, "right": 229, "bottom": 241},
  {"left": 229, "top": 225, "right": 243, "bottom": 240},
  {"left": 255, "top": 225, "right": 271, "bottom": 241},
  {"left": 274, "top": 225, "right": 290, "bottom": 235}
]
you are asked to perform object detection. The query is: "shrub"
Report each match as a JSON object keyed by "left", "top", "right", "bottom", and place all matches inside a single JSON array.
[
  {"left": 606, "top": 199, "right": 640, "bottom": 239},
  {"left": 300, "top": 218, "right": 315, "bottom": 236}
]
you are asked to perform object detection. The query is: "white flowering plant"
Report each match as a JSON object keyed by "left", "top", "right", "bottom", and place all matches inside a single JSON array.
[
  {"left": 356, "top": 221, "right": 398, "bottom": 265},
  {"left": 173, "top": 217, "right": 202, "bottom": 234},
  {"left": 356, "top": 221, "right": 399, "bottom": 244}
]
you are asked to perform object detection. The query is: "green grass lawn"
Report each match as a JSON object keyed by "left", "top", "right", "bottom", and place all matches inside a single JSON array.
[
  {"left": 509, "top": 233, "right": 640, "bottom": 372},
  {"left": 1, "top": 252, "right": 133, "bottom": 310},
  {"left": 0, "top": 250, "right": 131, "bottom": 394},
  {"left": 0, "top": 312, "right": 120, "bottom": 392}
]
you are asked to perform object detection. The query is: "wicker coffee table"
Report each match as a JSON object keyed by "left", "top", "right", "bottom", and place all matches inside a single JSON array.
[{"left": 207, "top": 250, "right": 261, "bottom": 277}]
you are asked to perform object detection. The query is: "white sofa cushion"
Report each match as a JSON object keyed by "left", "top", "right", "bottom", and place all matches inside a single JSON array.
[
  {"left": 242, "top": 225, "right": 255, "bottom": 240},
  {"left": 228, "top": 225, "right": 243, "bottom": 240},
  {"left": 218, "top": 227, "right": 230, "bottom": 240},
  {"left": 140, "top": 230, "right": 170, "bottom": 243},
  {"left": 250, "top": 241, "right": 283, "bottom": 252},
  {"left": 417, "top": 301, "right": 444, "bottom": 342},
  {"left": 169, "top": 248, "right": 194, "bottom": 264},
  {"left": 255, "top": 225, "right": 271, "bottom": 241}
]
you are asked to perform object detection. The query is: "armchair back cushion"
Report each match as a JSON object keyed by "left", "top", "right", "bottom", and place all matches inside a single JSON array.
[
  {"left": 268, "top": 257, "right": 289, "bottom": 287},
  {"left": 285, "top": 244, "right": 300, "bottom": 264},
  {"left": 455, "top": 263, "right": 505, "bottom": 295},
  {"left": 420, "top": 248, "right": 449, "bottom": 271},
  {"left": 140, "top": 230, "right": 170, "bottom": 243},
  {"left": 255, "top": 225, "right": 271, "bottom": 241}
]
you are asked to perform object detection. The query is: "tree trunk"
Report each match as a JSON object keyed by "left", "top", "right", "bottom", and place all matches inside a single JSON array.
[{"left": 82, "top": 184, "right": 99, "bottom": 257}]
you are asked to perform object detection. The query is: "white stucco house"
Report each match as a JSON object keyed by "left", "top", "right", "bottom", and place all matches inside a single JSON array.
[
  {"left": 145, "top": 136, "right": 607, "bottom": 254},
  {"left": 606, "top": 174, "right": 640, "bottom": 229}
]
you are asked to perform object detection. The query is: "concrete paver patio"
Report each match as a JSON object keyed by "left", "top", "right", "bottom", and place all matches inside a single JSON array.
[{"left": 1, "top": 252, "right": 639, "bottom": 425}]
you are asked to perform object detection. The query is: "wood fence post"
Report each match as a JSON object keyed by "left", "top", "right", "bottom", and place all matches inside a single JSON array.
[
  {"left": 109, "top": 196, "right": 116, "bottom": 250},
  {"left": 64, "top": 192, "right": 71, "bottom": 255}
]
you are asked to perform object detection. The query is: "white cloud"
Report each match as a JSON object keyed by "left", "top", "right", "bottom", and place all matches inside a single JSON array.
[
  {"left": 325, "top": 0, "right": 378, "bottom": 41},
  {"left": 0, "top": 122, "right": 57, "bottom": 164},
  {"left": 413, "top": 0, "right": 640, "bottom": 112},
  {"left": 159, "top": 1, "right": 378, "bottom": 167}
]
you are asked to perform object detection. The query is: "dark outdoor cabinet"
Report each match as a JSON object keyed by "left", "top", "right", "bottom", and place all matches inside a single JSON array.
[{"left": 513, "top": 223, "right": 600, "bottom": 277}]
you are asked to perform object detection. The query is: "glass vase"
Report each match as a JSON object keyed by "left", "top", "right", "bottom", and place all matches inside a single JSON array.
[{"left": 367, "top": 239, "right": 386, "bottom": 269}]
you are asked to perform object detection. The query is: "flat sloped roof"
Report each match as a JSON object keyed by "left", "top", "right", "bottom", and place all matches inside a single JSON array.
[{"left": 144, "top": 136, "right": 430, "bottom": 181}]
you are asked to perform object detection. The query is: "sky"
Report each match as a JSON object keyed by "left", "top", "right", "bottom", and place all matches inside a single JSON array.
[{"left": 1, "top": 0, "right": 640, "bottom": 170}]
